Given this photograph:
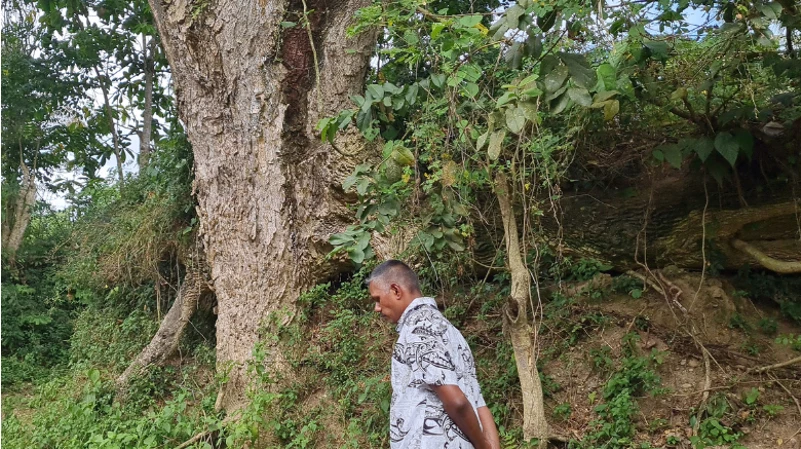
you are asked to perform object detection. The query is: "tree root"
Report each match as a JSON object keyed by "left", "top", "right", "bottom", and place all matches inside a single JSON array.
[
  {"left": 747, "top": 355, "right": 801, "bottom": 374},
  {"left": 731, "top": 239, "right": 801, "bottom": 274},
  {"left": 176, "top": 430, "right": 215, "bottom": 449},
  {"left": 115, "top": 265, "right": 211, "bottom": 398}
]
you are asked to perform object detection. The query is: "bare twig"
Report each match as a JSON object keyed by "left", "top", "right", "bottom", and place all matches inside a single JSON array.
[{"left": 747, "top": 355, "right": 801, "bottom": 374}]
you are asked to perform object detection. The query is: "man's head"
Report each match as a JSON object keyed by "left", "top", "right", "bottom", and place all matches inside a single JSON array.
[{"left": 366, "top": 260, "right": 423, "bottom": 323}]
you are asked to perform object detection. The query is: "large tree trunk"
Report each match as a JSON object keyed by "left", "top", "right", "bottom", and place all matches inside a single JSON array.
[
  {"left": 3, "top": 160, "right": 37, "bottom": 264},
  {"left": 147, "top": 0, "right": 374, "bottom": 411},
  {"left": 495, "top": 173, "right": 549, "bottom": 446}
]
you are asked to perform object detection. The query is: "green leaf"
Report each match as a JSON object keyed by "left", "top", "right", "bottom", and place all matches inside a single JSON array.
[
  {"left": 603, "top": 100, "right": 619, "bottom": 121},
  {"left": 537, "top": 9, "right": 557, "bottom": 32},
  {"left": 366, "top": 84, "right": 384, "bottom": 100},
  {"left": 476, "top": 132, "right": 489, "bottom": 151},
  {"left": 390, "top": 146, "right": 415, "bottom": 166},
  {"left": 692, "top": 137, "right": 715, "bottom": 162},
  {"left": 505, "top": 106, "right": 526, "bottom": 134},
  {"left": 542, "top": 65, "right": 569, "bottom": 93},
  {"left": 458, "top": 14, "right": 483, "bottom": 28},
  {"left": 488, "top": 129, "right": 506, "bottom": 160},
  {"left": 281, "top": 21, "right": 297, "bottom": 28},
  {"left": 597, "top": 63, "right": 616, "bottom": 91},
  {"left": 551, "top": 93, "right": 570, "bottom": 115},
  {"left": 643, "top": 39, "right": 669, "bottom": 60},
  {"left": 431, "top": 22, "right": 445, "bottom": 39},
  {"left": 630, "top": 289, "right": 643, "bottom": 299},
  {"left": 405, "top": 84, "right": 419, "bottom": 105},
  {"left": 758, "top": 2, "right": 782, "bottom": 20},
  {"left": 567, "top": 87, "right": 592, "bottom": 107},
  {"left": 505, "top": 5, "right": 525, "bottom": 29},
  {"left": 463, "top": 82, "right": 479, "bottom": 98},
  {"left": 714, "top": 132, "right": 739, "bottom": 167},
  {"left": 559, "top": 52, "right": 597, "bottom": 89},
  {"left": 519, "top": 74, "right": 539, "bottom": 89},
  {"left": 592, "top": 90, "right": 619, "bottom": 104},
  {"left": 525, "top": 34, "right": 542, "bottom": 59},
  {"left": 659, "top": 144, "right": 683, "bottom": 169},
  {"left": 505, "top": 41, "right": 523, "bottom": 69},
  {"left": 496, "top": 92, "right": 517, "bottom": 107},
  {"left": 348, "top": 247, "right": 365, "bottom": 264}
]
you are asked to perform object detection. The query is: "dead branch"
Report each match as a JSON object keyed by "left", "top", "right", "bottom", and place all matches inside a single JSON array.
[{"left": 747, "top": 355, "right": 801, "bottom": 374}]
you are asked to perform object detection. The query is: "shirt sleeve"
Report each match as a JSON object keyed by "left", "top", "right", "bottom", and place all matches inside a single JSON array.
[{"left": 405, "top": 318, "right": 460, "bottom": 387}]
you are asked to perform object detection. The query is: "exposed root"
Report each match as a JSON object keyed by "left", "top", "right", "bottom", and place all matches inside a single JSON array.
[
  {"left": 731, "top": 239, "right": 801, "bottom": 274},
  {"left": 747, "top": 355, "right": 801, "bottom": 374},
  {"left": 625, "top": 270, "right": 665, "bottom": 296},
  {"left": 176, "top": 430, "right": 213, "bottom": 449},
  {"left": 115, "top": 264, "right": 211, "bottom": 398}
]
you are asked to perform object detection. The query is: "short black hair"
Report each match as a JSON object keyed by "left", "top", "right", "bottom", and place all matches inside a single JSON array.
[{"left": 366, "top": 260, "right": 421, "bottom": 293}]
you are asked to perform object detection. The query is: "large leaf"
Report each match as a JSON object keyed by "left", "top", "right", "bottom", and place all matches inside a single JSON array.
[
  {"left": 366, "top": 84, "right": 384, "bottom": 100},
  {"left": 655, "top": 144, "right": 683, "bottom": 169},
  {"left": 542, "top": 65, "right": 569, "bottom": 93},
  {"left": 505, "top": 41, "right": 523, "bottom": 69},
  {"left": 567, "top": 87, "right": 592, "bottom": 107},
  {"left": 476, "top": 132, "right": 489, "bottom": 151},
  {"left": 714, "top": 132, "right": 739, "bottom": 167},
  {"left": 691, "top": 137, "right": 715, "bottom": 162},
  {"left": 559, "top": 52, "right": 597, "bottom": 89},
  {"left": 405, "top": 84, "right": 419, "bottom": 105},
  {"left": 458, "top": 14, "right": 483, "bottom": 27},
  {"left": 505, "top": 106, "right": 526, "bottom": 134},
  {"left": 488, "top": 129, "right": 506, "bottom": 160},
  {"left": 597, "top": 63, "right": 616, "bottom": 91},
  {"left": 603, "top": 100, "right": 619, "bottom": 121},
  {"left": 391, "top": 146, "right": 415, "bottom": 166},
  {"left": 505, "top": 5, "right": 525, "bottom": 29},
  {"left": 551, "top": 92, "right": 570, "bottom": 115}
]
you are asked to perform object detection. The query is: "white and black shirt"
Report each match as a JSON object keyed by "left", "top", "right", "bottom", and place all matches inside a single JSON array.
[{"left": 390, "top": 297, "right": 486, "bottom": 449}]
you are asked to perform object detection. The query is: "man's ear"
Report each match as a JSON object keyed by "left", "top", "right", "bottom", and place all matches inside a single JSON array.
[{"left": 390, "top": 283, "right": 402, "bottom": 299}]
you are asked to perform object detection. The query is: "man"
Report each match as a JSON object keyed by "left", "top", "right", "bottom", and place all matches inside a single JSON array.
[{"left": 367, "top": 260, "right": 501, "bottom": 449}]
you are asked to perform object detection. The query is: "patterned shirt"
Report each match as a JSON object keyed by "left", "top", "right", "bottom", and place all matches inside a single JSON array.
[{"left": 390, "top": 297, "right": 486, "bottom": 449}]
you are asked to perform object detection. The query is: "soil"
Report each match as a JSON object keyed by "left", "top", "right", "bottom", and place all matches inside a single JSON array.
[{"left": 542, "top": 271, "right": 801, "bottom": 448}]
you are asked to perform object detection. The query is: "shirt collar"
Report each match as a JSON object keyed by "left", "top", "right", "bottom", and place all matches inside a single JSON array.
[{"left": 396, "top": 296, "right": 437, "bottom": 332}]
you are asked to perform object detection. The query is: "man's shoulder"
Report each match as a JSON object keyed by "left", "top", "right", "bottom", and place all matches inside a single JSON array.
[{"left": 402, "top": 305, "right": 455, "bottom": 339}]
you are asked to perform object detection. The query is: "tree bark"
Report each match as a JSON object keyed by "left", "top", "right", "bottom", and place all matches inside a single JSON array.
[
  {"left": 138, "top": 35, "right": 156, "bottom": 169},
  {"left": 552, "top": 193, "right": 800, "bottom": 273},
  {"left": 115, "top": 265, "right": 210, "bottom": 396},
  {"left": 3, "top": 159, "right": 37, "bottom": 264},
  {"left": 495, "top": 173, "right": 549, "bottom": 446},
  {"left": 147, "top": 0, "right": 375, "bottom": 411}
]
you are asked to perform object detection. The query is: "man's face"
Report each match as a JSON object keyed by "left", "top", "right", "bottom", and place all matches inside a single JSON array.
[{"left": 369, "top": 281, "right": 402, "bottom": 323}]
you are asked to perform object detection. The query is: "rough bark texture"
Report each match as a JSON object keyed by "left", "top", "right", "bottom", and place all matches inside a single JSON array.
[
  {"left": 138, "top": 35, "right": 155, "bottom": 169},
  {"left": 147, "top": 0, "right": 374, "bottom": 411},
  {"left": 553, "top": 193, "right": 800, "bottom": 272},
  {"left": 495, "top": 173, "right": 549, "bottom": 446},
  {"left": 3, "top": 161, "right": 37, "bottom": 263},
  {"left": 116, "top": 265, "right": 210, "bottom": 395}
]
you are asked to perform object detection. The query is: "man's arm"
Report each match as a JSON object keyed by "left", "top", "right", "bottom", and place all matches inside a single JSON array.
[
  {"left": 477, "top": 406, "right": 500, "bottom": 449},
  {"left": 431, "top": 384, "right": 491, "bottom": 449}
]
